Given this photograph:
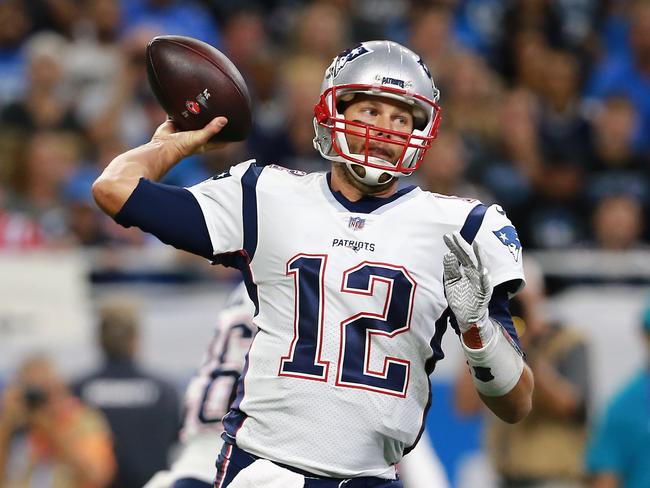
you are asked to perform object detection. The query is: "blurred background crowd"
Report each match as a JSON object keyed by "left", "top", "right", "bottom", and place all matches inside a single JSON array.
[
  {"left": 2, "top": 0, "right": 650, "bottom": 487},
  {"left": 1, "top": 0, "right": 649, "bottom": 252}
]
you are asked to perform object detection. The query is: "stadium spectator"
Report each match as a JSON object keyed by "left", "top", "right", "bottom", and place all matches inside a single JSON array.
[
  {"left": 74, "top": 302, "right": 180, "bottom": 488},
  {"left": 524, "top": 146, "right": 588, "bottom": 250},
  {"left": 584, "top": 95, "right": 648, "bottom": 208},
  {"left": 479, "top": 89, "right": 539, "bottom": 238},
  {"left": 61, "top": 136, "right": 126, "bottom": 246},
  {"left": 0, "top": 31, "right": 81, "bottom": 133},
  {"left": 455, "top": 260, "right": 591, "bottom": 488},
  {"left": 5, "top": 130, "right": 83, "bottom": 246},
  {"left": 415, "top": 130, "right": 493, "bottom": 203},
  {"left": 25, "top": 0, "right": 79, "bottom": 37},
  {"left": 483, "top": 86, "right": 590, "bottom": 249},
  {"left": 95, "top": 25, "right": 166, "bottom": 149},
  {"left": 220, "top": 8, "right": 268, "bottom": 84},
  {"left": 0, "top": 174, "right": 44, "bottom": 249},
  {"left": 536, "top": 49, "right": 591, "bottom": 166},
  {"left": 0, "top": 0, "right": 31, "bottom": 107},
  {"left": 0, "top": 354, "right": 116, "bottom": 487},
  {"left": 441, "top": 51, "right": 504, "bottom": 158},
  {"left": 407, "top": 4, "right": 457, "bottom": 89},
  {"left": 289, "top": 1, "right": 349, "bottom": 65},
  {"left": 0, "top": 207, "right": 45, "bottom": 248},
  {"left": 495, "top": 88, "right": 542, "bottom": 193},
  {"left": 586, "top": 0, "right": 650, "bottom": 152},
  {"left": 585, "top": 301, "right": 650, "bottom": 488},
  {"left": 120, "top": 0, "right": 221, "bottom": 48},
  {"left": 341, "top": 0, "right": 409, "bottom": 42},
  {"left": 452, "top": 0, "right": 506, "bottom": 59},
  {"left": 249, "top": 55, "right": 329, "bottom": 172},
  {"left": 64, "top": 0, "right": 127, "bottom": 143},
  {"left": 596, "top": 1, "right": 635, "bottom": 62},
  {"left": 494, "top": 0, "right": 564, "bottom": 85},
  {"left": 590, "top": 194, "right": 646, "bottom": 251}
]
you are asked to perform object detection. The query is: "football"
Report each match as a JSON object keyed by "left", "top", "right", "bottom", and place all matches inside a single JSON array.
[{"left": 145, "top": 35, "right": 252, "bottom": 142}]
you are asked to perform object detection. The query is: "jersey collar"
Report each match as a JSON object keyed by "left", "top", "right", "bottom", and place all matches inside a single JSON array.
[{"left": 323, "top": 172, "right": 418, "bottom": 214}]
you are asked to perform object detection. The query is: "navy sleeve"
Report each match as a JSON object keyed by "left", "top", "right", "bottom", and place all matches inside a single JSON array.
[
  {"left": 488, "top": 283, "right": 522, "bottom": 349},
  {"left": 114, "top": 178, "right": 214, "bottom": 260}
]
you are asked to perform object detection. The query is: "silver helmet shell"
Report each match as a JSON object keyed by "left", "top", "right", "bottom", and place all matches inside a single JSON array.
[{"left": 313, "top": 40, "right": 441, "bottom": 186}]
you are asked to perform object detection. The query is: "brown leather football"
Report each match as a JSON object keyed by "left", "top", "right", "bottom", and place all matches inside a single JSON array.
[{"left": 146, "top": 35, "right": 252, "bottom": 142}]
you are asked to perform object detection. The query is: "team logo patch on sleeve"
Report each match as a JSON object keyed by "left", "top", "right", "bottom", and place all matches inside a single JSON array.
[{"left": 493, "top": 226, "right": 521, "bottom": 262}]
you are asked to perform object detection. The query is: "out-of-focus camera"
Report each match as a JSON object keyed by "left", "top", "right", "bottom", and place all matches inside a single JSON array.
[{"left": 23, "top": 386, "right": 48, "bottom": 410}]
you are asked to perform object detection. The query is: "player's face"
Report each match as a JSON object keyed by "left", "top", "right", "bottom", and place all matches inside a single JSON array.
[{"left": 342, "top": 95, "right": 414, "bottom": 164}]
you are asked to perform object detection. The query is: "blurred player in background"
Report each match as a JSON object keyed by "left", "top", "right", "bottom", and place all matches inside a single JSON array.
[
  {"left": 93, "top": 40, "right": 533, "bottom": 486},
  {"left": 0, "top": 355, "right": 116, "bottom": 488},
  {"left": 144, "top": 282, "right": 451, "bottom": 488},
  {"left": 399, "top": 434, "right": 450, "bottom": 488},
  {"left": 585, "top": 302, "right": 650, "bottom": 488},
  {"left": 144, "top": 282, "right": 256, "bottom": 488}
]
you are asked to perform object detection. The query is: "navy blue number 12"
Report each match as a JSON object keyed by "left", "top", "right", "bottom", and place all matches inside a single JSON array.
[{"left": 279, "top": 255, "right": 415, "bottom": 397}]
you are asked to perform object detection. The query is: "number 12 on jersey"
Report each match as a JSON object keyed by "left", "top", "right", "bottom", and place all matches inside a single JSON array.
[{"left": 279, "top": 254, "right": 416, "bottom": 397}]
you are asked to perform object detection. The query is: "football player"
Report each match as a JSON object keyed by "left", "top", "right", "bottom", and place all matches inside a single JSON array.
[
  {"left": 93, "top": 40, "right": 533, "bottom": 487},
  {"left": 144, "top": 283, "right": 256, "bottom": 488}
]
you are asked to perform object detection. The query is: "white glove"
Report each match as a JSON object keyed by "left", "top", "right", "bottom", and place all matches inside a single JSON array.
[{"left": 443, "top": 231, "right": 493, "bottom": 334}]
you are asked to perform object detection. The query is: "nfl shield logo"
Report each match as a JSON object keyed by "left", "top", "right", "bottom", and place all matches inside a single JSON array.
[{"left": 348, "top": 217, "right": 365, "bottom": 230}]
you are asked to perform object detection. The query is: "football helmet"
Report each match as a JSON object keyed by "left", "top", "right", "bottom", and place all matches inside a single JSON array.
[{"left": 313, "top": 40, "right": 441, "bottom": 186}]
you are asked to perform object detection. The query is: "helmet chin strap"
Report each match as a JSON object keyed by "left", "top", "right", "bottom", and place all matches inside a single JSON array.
[{"left": 344, "top": 156, "right": 400, "bottom": 186}]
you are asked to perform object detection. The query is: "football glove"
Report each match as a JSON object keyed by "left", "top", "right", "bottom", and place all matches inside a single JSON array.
[{"left": 443, "top": 231, "right": 493, "bottom": 333}]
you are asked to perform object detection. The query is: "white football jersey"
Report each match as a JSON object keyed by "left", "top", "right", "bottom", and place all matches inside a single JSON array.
[{"left": 187, "top": 161, "right": 524, "bottom": 479}]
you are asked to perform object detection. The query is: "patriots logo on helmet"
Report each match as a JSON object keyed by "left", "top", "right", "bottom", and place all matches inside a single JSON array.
[
  {"left": 329, "top": 45, "right": 371, "bottom": 79},
  {"left": 493, "top": 226, "right": 521, "bottom": 262}
]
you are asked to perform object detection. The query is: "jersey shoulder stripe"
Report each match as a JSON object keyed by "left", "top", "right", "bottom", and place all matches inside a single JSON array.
[
  {"left": 241, "top": 164, "right": 263, "bottom": 260},
  {"left": 460, "top": 203, "right": 489, "bottom": 243}
]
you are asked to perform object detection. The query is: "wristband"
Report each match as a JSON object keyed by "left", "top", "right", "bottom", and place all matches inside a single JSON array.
[
  {"left": 462, "top": 319, "right": 524, "bottom": 397},
  {"left": 461, "top": 313, "right": 495, "bottom": 349}
]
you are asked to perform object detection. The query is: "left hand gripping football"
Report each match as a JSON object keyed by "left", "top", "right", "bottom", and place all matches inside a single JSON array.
[{"left": 442, "top": 231, "right": 493, "bottom": 332}]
